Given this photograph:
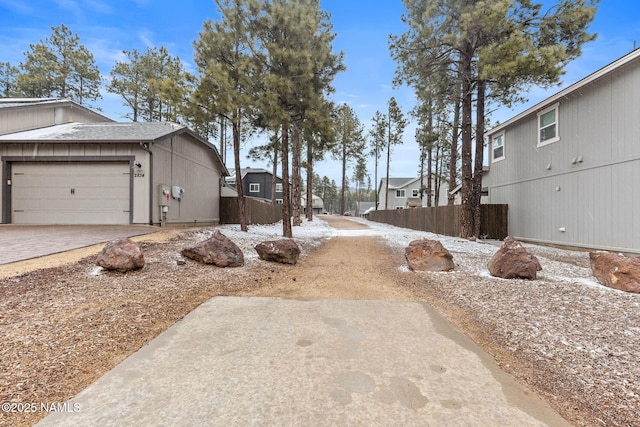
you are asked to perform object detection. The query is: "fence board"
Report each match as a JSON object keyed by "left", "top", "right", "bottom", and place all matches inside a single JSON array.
[
  {"left": 220, "top": 197, "right": 283, "bottom": 225},
  {"left": 368, "top": 204, "right": 508, "bottom": 239}
]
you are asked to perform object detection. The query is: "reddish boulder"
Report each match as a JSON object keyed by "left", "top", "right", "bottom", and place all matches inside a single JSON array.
[
  {"left": 95, "top": 238, "right": 145, "bottom": 273},
  {"left": 488, "top": 236, "right": 542, "bottom": 280},
  {"left": 589, "top": 251, "right": 640, "bottom": 293},
  {"left": 181, "top": 231, "right": 244, "bottom": 267},
  {"left": 405, "top": 239, "right": 454, "bottom": 272},
  {"left": 255, "top": 239, "right": 301, "bottom": 265}
]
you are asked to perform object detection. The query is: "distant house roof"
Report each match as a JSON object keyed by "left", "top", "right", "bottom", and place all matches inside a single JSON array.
[
  {"left": 227, "top": 167, "right": 283, "bottom": 181},
  {"left": 378, "top": 175, "right": 449, "bottom": 193},
  {"left": 0, "top": 97, "right": 113, "bottom": 122},
  {"left": 378, "top": 177, "right": 415, "bottom": 192},
  {"left": 0, "top": 98, "right": 67, "bottom": 109}
]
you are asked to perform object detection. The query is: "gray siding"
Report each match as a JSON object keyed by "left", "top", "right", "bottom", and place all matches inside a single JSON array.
[
  {"left": 0, "top": 102, "right": 111, "bottom": 135},
  {"left": 152, "top": 134, "right": 222, "bottom": 225},
  {"left": 485, "top": 54, "right": 640, "bottom": 252}
]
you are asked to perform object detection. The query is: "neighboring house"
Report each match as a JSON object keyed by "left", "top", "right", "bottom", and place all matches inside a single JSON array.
[
  {"left": 357, "top": 201, "right": 375, "bottom": 217},
  {"left": 301, "top": 193, "right": 324, "bottom": 214},
  {"left": 377, "top": 176, "right": 454, "bottom": 210},
  {"left": 483, "top": 49, "right": 640, "bottom": 253},
  {"left": 0, "top": 98, "right": 113, "bottom": 135},
  {"left": 226, "top": 168, "right": 285, "bottom": 204},
  {"left": 0, "top": 99, "right": 227, "bottom": 225}
]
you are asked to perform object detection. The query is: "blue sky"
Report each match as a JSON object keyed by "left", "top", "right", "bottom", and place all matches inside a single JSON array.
[{"left": 1, "top": 0, "right": 639, "bottom": 186}]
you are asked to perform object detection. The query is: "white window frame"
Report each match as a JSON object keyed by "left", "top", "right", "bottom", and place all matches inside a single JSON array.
[
  {"left": 537, "top": 103, "right": 560, "bottom": 147},
  {"left": 249, "top": 183, "right": 260, "bottom": 193},
  {"left": 492, "top": 131, "right": 505, "bottom": 162},
  {"left": 411, "top": 189, "right": 419, "bottom": 197},
  {"left": 395, "top": 189, "right": 406, "bottom": 198},
  {"left": 275, "top": 183, "right": 283, "bottom": 193}
]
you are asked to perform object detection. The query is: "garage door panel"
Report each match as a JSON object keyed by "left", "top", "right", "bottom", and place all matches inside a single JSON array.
[{"left": 12, "top": 162, "right": 131, "bottom": 224}]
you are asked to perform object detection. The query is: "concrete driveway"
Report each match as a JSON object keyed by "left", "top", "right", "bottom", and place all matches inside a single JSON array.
[
  {"left": 0, "top": 224, "right": 158, "bottom": 265},
  {"left": 37, "top": 297, "right": 570, "bottom": 427}
]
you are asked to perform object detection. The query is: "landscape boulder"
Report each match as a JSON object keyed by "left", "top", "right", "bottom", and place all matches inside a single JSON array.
[
  {"left": 95, "top": 238, "right": 145, "bottom": 273},
  {"left": 405, "top": 238, "right": 454, "bottom": 272},
  {"left": 488, "top": 236, "right": 542, "bottom": 280},
  {"left": 255, "top": 239, "right": 301, "bottom": 265},
  {"left": 589, "top": 251, "right": 640, "bottom": 293},
  {"left": 181, "top": 231, "right": 244, "bottom": 267}
]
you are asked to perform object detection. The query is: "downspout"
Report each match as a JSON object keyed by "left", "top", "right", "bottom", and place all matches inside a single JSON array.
[{"left": 140, "top": 142, "right": 154, "bottom": 226}]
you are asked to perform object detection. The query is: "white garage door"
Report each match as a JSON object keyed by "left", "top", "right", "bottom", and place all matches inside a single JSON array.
[{"left": 12, "top": 162, "right": 131, "bottom": 224}]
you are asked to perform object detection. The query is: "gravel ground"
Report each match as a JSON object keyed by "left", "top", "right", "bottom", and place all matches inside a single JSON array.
[{"left": 1, "top": 216, "right": 639, "bottom": 427}]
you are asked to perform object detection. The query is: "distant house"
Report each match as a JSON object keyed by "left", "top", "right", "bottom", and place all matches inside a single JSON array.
[
  {"left": 356, "top": 201, "right": 376, "bottom": 218},
  {"left": 0, "top": 98, "right": 227, "bottom": 225},
  {"left": 226, "top": 167, "right": 285, "bottom": 203},
  {"left": 377, "top": 176, "right": 455, "bottom": 210},
  {"left": 483, "top": 49, "right": 640, "bottom": 253},
  {"left": 0, "top": 98, "right": 113, "bottom": 135},
  {"left": 301, "top": 193, "right": 324, "bottom": 214}
]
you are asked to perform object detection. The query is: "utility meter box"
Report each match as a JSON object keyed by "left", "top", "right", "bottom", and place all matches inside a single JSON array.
[
  {"left": 159, "top": 184, "right": 171, "bottom": 206},
  {"left": 172, "top": 185, "right": 184, "bottom": 201}
]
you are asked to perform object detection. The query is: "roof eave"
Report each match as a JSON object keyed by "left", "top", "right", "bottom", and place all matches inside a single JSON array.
[{"left": 486, "top": 48, "right": 640, "bottom": 136}]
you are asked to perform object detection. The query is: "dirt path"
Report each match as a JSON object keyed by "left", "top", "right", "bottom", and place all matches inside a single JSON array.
[{"left": 246, "top": 216, "right": 415, "bottom": 301}]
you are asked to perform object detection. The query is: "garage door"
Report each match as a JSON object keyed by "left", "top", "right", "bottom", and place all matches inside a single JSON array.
[{"left": 11, "top": 162, "right": 131, "bottom": 224}]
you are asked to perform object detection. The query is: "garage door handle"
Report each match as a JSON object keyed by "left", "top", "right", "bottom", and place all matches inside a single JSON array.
[{"left": 70, "top": 188, "right": 75, "bottom": 195}]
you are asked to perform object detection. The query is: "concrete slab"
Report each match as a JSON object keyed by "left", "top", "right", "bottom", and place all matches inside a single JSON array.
[
  {"left": 0, "top": 225, "right": 157, "bottom": 265},
  {"left": 37, "top": 297, "right": 570, "bottom": 426}
]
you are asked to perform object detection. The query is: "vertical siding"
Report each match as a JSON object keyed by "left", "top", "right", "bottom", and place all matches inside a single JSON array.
[
  {"left": 486, "top": 55, "right": 640, "bottom": 252},
  {"left": 152, "top": 134, "right": 221, "bottom": 224}
]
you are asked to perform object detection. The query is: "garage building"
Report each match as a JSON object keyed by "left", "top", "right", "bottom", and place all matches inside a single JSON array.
[{"left": 0, "top": 99, "right": 227, "bottom": 225}]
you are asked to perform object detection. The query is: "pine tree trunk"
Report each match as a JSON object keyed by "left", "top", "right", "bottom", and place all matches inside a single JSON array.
[
  {"left": 281, "top": 125, "right": 292, "bottom": 238},
  {"left": 306, "top": 137, "right": 314, "bottom": 221},
  {"left": 233, "top": 113, "right": 247, "bottom": 232},
  {"left": 472, "top": 80, "right": 486, "bottom": 238},
  {"left": 374, "top": 147, "right": 379, "bottom": 210},
  {"left": 292, "top": 124, "right": 302, "bottom": 226},
  {"left": 271, "top": 139, "right": 278, "bottom": 205},
  {"left": 340, "top": 142, "right": 347, "bottom": 215},
  {"left": 219, "top": 116, "right": 226, "bottom": 164},
  {"left": 459, "top": 41, "right": 474, "bottom": 239},
  {"left": 419, "top": 149, "right": 425, "bottom": 203},
  {"left": 435, "top": 145, "right": 443, "bottom": 206},
  {"left": 384, "top": 137, "right": 391, "bottom": 210},
  {"left": 448, "top": 82, "right": 461, "bottom": 206},
  {"left": 427, "top": 146, "right": 433, "bottom": 207}
]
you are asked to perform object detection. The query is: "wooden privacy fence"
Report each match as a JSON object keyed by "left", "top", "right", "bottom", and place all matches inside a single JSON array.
[
  {"left": 368, "top": 204, "right": 508, "bottom": 239},
  {"left": 220, "top": 197, "right": 283, "bottom": 225}
]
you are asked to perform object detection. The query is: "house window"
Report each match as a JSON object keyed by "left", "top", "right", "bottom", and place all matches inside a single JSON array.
[
  {"left": 492, "top": 132, "right": 505, "bottom": 162},
  {"left": 275, "top": 183, "right": 283, "bottom": 193},
  {"left": 249, "top": 183, "right": 260, "bottom": 193},
  {"left": 538, "top": 103, "right": 560, "bottom": 146},
  {"left": 395, "top": 189, "right": 406, "bottom": 198},
  {"left": 275, "top": 199, "right": 283, "bottom": 205},
  {"left": 412, "top": 189, "right": 419, "bottom": 197}
]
